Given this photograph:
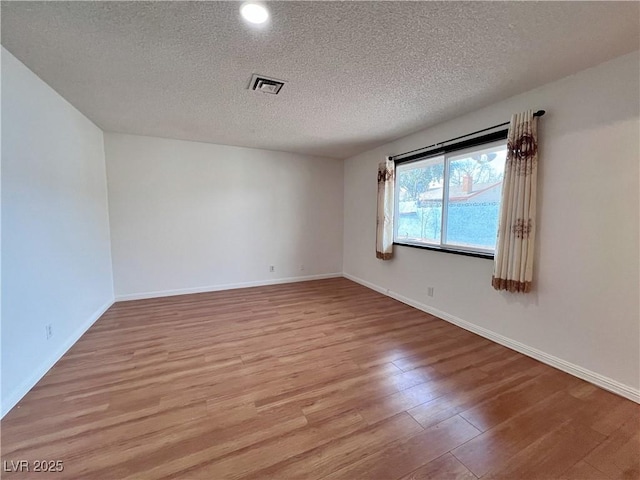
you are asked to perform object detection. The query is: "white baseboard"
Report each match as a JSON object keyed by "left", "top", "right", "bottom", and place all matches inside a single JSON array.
[
  {"left": 1, "top": 298, "right": 115, "bottom": 418},
  {"left": 343, "top": 272, "right": 640, "bottom": 404},
  {"left": 115, "top": 273, "right": 344, "bottom": 302}
]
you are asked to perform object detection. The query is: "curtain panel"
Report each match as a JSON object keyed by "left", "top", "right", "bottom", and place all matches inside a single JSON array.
[
  {"left": 376, "top": 157, "right": 395, "bottom": 260},
  {"left": 492, "top": 110, "right": 539, "bottom": 293}
]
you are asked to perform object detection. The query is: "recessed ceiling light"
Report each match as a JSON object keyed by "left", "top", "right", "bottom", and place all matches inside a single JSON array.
[{"left": 240, "top": 3, "right": 269, "bottom": 24}]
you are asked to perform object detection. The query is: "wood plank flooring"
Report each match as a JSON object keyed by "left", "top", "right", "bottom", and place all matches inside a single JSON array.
[{"left": 2, "top": 278, "right": 638, "bottom": 479}]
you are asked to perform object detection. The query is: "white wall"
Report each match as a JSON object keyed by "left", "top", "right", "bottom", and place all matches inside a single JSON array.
[
  {"left": 105, "top": 134, "right": 343, "bottom": 299},
  {"left": 1, "top": 48, "right": 114, "bottom": 416},
  {"left": 343, "top": 52, "right": 640, "bottom": 400}
]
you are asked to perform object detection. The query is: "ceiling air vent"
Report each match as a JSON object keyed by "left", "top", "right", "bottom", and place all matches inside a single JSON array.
[{"left": 249, "top": 74, "right": 286, "bottom": 95}]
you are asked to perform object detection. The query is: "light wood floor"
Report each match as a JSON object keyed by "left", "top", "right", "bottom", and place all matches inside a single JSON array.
[{"left": 2, "top": 278, "right": 638, "bottom": 479}]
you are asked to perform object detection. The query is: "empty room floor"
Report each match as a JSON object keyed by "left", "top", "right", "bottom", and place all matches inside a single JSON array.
[{"left": 1, "top": 278, "right": 638, "bottom": 479}]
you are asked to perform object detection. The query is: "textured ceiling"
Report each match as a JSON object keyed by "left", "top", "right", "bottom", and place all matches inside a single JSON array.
[{"left": 2, "top": 1, "right": 639, "bottom": 159}]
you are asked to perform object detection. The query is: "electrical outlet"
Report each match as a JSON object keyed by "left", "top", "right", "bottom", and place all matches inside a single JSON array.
[
  {"left": 269, "top": 265, "right": 275, "bottom": 272},
  {"left": 427, "top": 287, "right": 434, "bottom": 297},
  {"left": 45, "top": 324, "right": 53, "bottom": 340}
]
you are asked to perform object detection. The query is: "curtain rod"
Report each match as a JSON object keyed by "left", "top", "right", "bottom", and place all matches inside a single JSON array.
[{"left": 390, "top": 109, "right": 545, "bottom": 161}]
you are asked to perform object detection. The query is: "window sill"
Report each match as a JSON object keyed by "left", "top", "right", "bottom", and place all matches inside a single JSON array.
[{"left": 393, "top": 242, "right": 494, "bottom": 260}]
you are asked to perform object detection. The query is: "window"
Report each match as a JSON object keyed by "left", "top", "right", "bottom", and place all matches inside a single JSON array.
[{"left": 394, "top": 138, "right": 507, "bottom": 256}]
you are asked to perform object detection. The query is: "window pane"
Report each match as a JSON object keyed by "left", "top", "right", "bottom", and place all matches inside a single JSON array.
[
  {"left": 444, "top": 144, "right": 507, "bottom": 251},
  {"left": 395, "top": 156, "right": 444, "bottom": 245}
]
